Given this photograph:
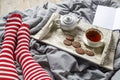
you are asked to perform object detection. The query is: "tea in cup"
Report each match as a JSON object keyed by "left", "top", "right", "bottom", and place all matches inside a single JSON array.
[{"left": 84, "top": 28, "right": 104, "bottom": 47}]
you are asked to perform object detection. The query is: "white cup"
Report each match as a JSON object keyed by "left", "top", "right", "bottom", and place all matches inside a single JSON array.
[{"left": 84, "top": 28, "right": 104, "bottom": 47}]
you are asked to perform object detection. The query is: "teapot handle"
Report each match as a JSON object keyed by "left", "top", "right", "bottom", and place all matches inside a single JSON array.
[{"left": 54, "top": 19, "right": 61, "bottom": 27}]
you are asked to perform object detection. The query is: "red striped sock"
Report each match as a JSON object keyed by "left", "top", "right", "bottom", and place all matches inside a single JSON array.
[
  {"left": 14, "top": 23, "right": 52, "bottom": 80},
  {"left": 0, "top": 13, "right": 22, "bottom": 80}
]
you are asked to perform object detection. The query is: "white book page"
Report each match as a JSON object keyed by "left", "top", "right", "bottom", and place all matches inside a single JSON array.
[
  {"left": 113, "top": 8, "right": 120, "bottom": 30},
  {"left": 93, "top": 5, "right": 116, "bottom": 30}
]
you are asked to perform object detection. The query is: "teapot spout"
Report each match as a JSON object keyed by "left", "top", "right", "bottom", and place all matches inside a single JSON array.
[{"left": 77, "top": 17, "right": 81, "bottom": 23}]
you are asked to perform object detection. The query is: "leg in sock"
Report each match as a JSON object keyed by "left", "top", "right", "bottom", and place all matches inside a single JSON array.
[
  {"left": 0, "top": 13, "right": 22, "bottom": 80},
  {"left": 14, "top": 23, "right": 52, "bottom": 80}
]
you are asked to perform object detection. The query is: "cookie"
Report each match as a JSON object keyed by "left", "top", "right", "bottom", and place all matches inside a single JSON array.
[
  {"left": 72, "top": 41, "right": 81, "bottom": 48},
  {"left": 84, "top": 50, "right": 95, "bottom": 56},
  {"left": 63, "top": 39, "right": 72, "bottom": 46},
  {"left": 66, "top": 35, "right": 74, "bottom": 41},
  {"left": 75, "top": 48, "right": 84, "bottom": 55}
]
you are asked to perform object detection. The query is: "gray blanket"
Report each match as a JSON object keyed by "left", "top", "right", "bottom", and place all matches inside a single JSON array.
[{"left": 0, "top": 0, "right": 120, "bottom": 80}]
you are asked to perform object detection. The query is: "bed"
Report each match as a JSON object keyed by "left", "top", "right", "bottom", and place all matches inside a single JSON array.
[{"left": 0, "top": 0, "right": 120, "bottom": 80}]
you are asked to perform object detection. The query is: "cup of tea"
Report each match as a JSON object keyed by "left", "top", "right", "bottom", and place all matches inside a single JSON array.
[{"left": 84, "top": 28, "right": 104, "bottom": 47}]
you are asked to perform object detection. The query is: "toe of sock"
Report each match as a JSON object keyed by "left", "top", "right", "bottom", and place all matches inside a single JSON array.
[{"left": 9, "top": 13, "right": 22, "bottom": 19}]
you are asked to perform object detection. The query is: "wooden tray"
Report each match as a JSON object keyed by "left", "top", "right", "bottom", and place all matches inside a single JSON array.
[{"left": 32, "top": 13, "right": 119, "bottom": 70}]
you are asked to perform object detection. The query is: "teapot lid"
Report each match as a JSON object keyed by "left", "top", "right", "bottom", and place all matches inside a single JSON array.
[{"left": 62, "top": 15, "right": 74, "bottom": 24}]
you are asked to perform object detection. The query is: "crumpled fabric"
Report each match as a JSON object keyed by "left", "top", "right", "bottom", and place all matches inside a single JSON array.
[{"left": 0, "top": 0, "right": 120, "bottom": 80}]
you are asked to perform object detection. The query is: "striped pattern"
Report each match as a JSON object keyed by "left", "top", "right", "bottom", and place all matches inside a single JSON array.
[
  {"left": 0, "top": 14, "right": 22, "bottom": 80},
  {"left": 14, "top": 24, "right": 52, "bottom": 80}
]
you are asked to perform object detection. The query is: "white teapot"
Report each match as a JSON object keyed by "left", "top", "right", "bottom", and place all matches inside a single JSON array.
[{"left": 55, "top": 14, "right": 80, "bottom": 31}]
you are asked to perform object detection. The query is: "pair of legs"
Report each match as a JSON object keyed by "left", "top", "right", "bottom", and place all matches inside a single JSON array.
[{"left": 0, "top": 14, "right": 51, "bottom": 80}]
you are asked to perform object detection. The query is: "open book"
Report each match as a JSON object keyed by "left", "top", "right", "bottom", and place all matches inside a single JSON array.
[{"left": 93, "top": 5, "right": 120, "bottom": 30}]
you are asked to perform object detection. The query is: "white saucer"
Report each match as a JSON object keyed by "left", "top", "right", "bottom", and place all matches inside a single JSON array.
[{"left": 82, "top": 36, "right": 104, "bottom": 48}]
